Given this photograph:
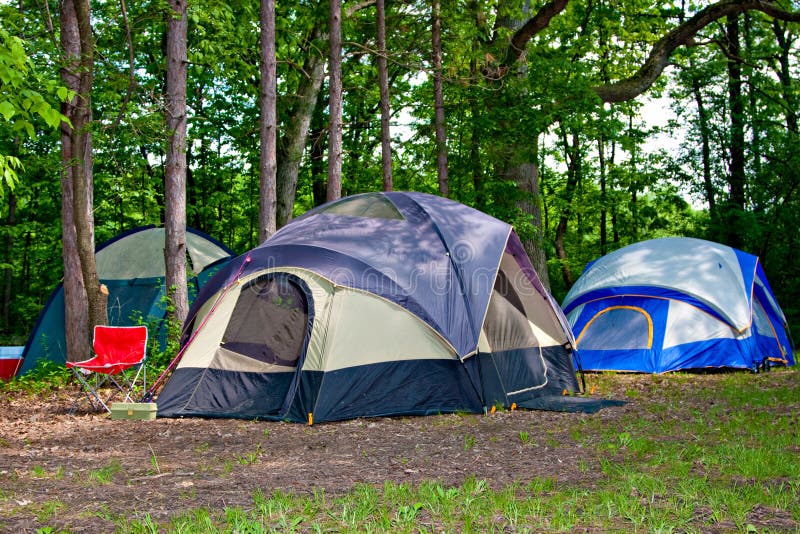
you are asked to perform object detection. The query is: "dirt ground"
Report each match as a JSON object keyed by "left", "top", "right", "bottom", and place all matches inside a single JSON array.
[{"left": 0, "top": 371, "right": 797, "bottom": 532}]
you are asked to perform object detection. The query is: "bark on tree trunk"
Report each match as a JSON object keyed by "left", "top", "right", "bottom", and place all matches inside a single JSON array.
[
  {"left": 554, "top": 128, "right": 579, "bottom": 288},
  {"left": 310, "top": 123, "right": 327, "bottom": 207},
  {"left": 742, "top": 15, "right": 762, "bottom": 183},
  {"left": 690, "top": 71, "right": 716, "bottom": 225},
  {"left": 1, "top": 192, "right": 15, "bottom": 334},
  {"left": 511, "top": 161, "right": 550, "bottom": 289},
  {"left": 276, "top": 28, "right": 327, "bottom": 227},
  {"left": 376, "top": 0, "right": 393, "bottom": 191},
  {"left": 327, "top": 0, "right": 343, "bottom": 202},
  {"left": 772, "top": 21, "right": 798, "bottom": 134},
  {"left": 71, "top": 0, "right": 106, "bottom": 331},
  {"left": 726, "top": 14, "right": 746, "bottom": 249},
  {"left": 598, "top": 137, "right": 607, "bottom": 256},
  {"left": 431, "top": 0, "right": 448, "bottom": 197},
  {"left": 60, "top": 0, "right": 103, "bottom": 360},
  {"left": 164, "top": 0, "right": 189, "bottom": 330},
  {"left": 258, "top": 0, "right": 278, "bottom": 242}
]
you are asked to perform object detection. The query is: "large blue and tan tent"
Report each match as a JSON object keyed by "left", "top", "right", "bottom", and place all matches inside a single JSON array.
[
  {"left": 563, "top": 237, "right": 794, "bottom": 373},
  {"left": 18, "top": 226, "right": 233, "bottom": 375},
  {"left": 156, "top": 192, "right": 582, "bottom": 422}
]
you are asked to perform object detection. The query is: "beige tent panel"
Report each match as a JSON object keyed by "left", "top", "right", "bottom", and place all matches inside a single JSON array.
[
  {"left": 177, "top": 282, "right": 243, "bottom": 369},
  {"left": 317, "top": 287, "right": 457, "bottom": 372},
  {"left": 209, "top": 346, "right": 295, "bottom": 373},
  {"left": 528, "top": 321, "right": 562, "bottom": 347},
  {"left": 186, "top": 231, "right": 230, "bottom": 273},
  {"left": 498, "top": 252, "right": 567, "bottom": 345},
  {"left": 477, "top": 253, "right": 567, "bottom": 354},
  {"left": 477, "top": 329, "right": 491, "bottom": 353},
  {"left": 95, "top": 228, "right": 229, "bottom": 278},
  {"left": 177, "top": 267, "right": 335, "bottom": 371},
  {"left": 483, "top": 291, "right": 539, "bottom": 351},
  {"left": 176, "top": 266, "right": 457, "bottom": 374}
]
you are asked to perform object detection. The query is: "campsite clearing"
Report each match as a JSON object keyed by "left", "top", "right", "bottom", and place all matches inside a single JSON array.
[{"left": 1, "top": 369, "right": 798, "bottom": 532}]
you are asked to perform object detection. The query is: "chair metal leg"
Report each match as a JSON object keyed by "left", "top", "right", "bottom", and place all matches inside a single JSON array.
[
  {"left": 68, "top": 362, "right": 148, "bottom": 414},
  {"left": 69, "top": 369, "right": 112, "bottom": 414}
]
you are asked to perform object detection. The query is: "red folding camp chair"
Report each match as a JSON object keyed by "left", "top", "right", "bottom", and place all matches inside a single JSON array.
[{"left": 67, "top": 325, "right": 148, "bottom": 414}]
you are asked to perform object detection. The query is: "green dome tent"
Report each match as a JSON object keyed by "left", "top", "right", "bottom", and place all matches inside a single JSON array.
[{"left": 17, "top": 226, "right": 234, "bottom": 376}]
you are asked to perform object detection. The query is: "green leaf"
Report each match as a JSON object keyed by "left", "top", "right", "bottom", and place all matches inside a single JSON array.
[
  {"left": 42, "top": 107, "right": 62, "bottom": 129},
  {"left": 0, "top": 101, "right": 15, "bottom": 121},
  {"left": 23, "top": 120, "right": 35, "bottom": 138}
]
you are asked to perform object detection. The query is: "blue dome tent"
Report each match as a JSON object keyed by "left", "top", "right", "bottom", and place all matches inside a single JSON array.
[
  {"left": 156, "top": 192, "right": 584, "bottom": 422},
  {"left": 563, "top": 237, "right": 794, "bottom": 373}
]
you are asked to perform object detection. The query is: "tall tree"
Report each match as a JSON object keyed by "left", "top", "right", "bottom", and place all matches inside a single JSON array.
[
  {"left": 431, "top": 0, "right": 448, "bottom": 197},
  {"left": 1, "top": 191, "right": 14, "bottom": 334},
  {"left": 725, "top": 13, "right": 746, "bottom": 249},
  {"left": 258, "top": 0, "right": 277, "bottom": 242},
  {"left": 164, "top": 0, "right": 189, "bottom": 331},
  {"left": 554, "top": 125, "right": 581, "bottom": 287},
  {"left": 376, "top": 0, "right": 393, "bottom": 191},
  {"left": 597, "top": 135, "right": 608, "bottom": 255},
  {"left": 276, "top": 24, "right": 327, "bottom": 226},
  {"left": 60, "top": 0, "right": 106, "bottom": 360},
  {"left": 489, "top": 0, "right": 800, "bottom": 286},
  {"left": 690, "top": 66, "right": 716, "bottom": 220},
  {"left": 772, "top": 21, "right": 798, "bottom": 134},
  {"left": 327, "top": 0, "right": 343, "bottom": 202}
]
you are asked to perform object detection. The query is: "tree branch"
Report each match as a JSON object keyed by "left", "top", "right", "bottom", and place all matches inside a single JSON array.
[
  {"left": 593, "top": 0, "right": 800, "bottom": 103},
  {"left": 345, "top": 0, "right": 375, "bottom": 18},
  {"left": 503, "top": 0, "right": 569, "bottom": 67}
]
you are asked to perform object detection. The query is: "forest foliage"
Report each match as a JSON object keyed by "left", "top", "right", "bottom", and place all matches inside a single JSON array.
[{"left": 0, "top": 0, "right": 798, "bottom": 344}]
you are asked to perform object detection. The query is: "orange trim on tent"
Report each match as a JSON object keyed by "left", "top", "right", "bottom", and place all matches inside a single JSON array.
[{"left": 576, "top": 305, "right": 654, "bottom": 349}]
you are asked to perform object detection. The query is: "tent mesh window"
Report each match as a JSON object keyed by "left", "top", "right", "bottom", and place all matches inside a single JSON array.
[
  {"left": 578, "top": 307, "right": 652, "bottom": 350},
  {"left": 221, "top": 275, "right": 309, "bottom": 367},
  {"left": 316, "top": 194, "right": 404, "bottom": 220}
]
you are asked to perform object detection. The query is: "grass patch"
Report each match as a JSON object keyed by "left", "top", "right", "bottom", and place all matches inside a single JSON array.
[
  {"left": 86, "top": 460, "right": 123, "bottom": 485},
  {"left": 9, "top": 368, "right": 800, "bottom": 533}
]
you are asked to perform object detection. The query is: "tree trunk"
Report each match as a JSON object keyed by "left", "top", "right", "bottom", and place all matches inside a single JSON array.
[
  {"left": 310, "top": 122, "right": 327, "bottom": 207},
  {"left": 726, "top": 13, "right": 746, "bottom": 249},
  {"left": 469, "top": 25, "right": 484, "bottom": 209},
  {"left": 164, "top": 0, "right": 189, "bottom": 331},
  {"left": 1, "top": 192, "right": 15, "bottom": 334},
  {"left": 742, "top": 14, "right": 762, "bottom": 182},
  {"left": 327, "top": 0, "right": 343, "bottom": 202},
  {"left": 488, "top": 1, "right": 560, "bottom": 288},
  {"left": 772, "top": 21, "right": 798, "bottom": 134},
  {"left": 511, "top": 161, "right": 550, "bottom": 289},
  {"left": 598, "top": 137, "right": 607, "bottom": 256},
  {"left": 376, "top": 0, "right": 393, "bottom": 191},
  {"left": 611, "top": 138, "right": 620, "bottom": 246},
  {"left": 276, "top": 27, "right": 327, "bottom": 226},
  {"left": 60, "top": 0, "right": 104, "bottom": 360},
  {"left": 72, "top": 0, "right": 105, "bottom": 331},
  {"left": 554, "top": 127, "right": 580, "bottom": 288},
  {"left": 691, "top": 70, "right": 715, "bottom": 219},
  {"left": 431, "top": 0, "right": 448, "bottom": 197},
  {"left": 258, "top": 0, "right": 277, "bottom": 242}
]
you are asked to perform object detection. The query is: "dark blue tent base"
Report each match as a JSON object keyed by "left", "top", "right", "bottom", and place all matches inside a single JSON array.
[{"left": 517, "top": 396, "right": 627, "bottom": 414}]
